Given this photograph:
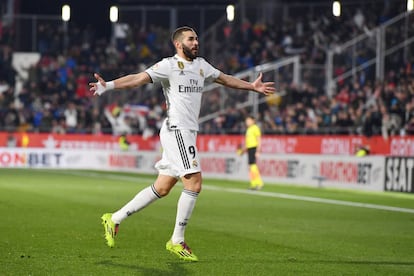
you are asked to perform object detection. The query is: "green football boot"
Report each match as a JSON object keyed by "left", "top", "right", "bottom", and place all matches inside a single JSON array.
[
  {"left": 166, "top": 240, "right": 199, "bottom": 262},
  {"left": 101, "top": 213, "right": 118, "bottom": 248}
]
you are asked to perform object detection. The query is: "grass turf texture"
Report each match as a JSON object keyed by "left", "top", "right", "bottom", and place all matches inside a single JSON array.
[{"left": 1, "top": 168, "right": 414, "bottom": 275}]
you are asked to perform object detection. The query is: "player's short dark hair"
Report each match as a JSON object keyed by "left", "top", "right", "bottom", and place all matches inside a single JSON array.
[
  {"left": 246, "top": 115, "right": 256, "bottom": 121},
  {"left": 171, "top": 26, "right": 196, "bottom": 43}
]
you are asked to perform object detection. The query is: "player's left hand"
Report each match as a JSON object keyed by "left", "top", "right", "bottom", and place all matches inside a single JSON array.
[{"left": 252, "top": 72, "right": 276, "bottom": 96}]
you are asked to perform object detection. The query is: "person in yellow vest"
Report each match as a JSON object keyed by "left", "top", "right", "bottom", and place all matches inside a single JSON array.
[
  {"left": 21, "top": 132, "right": 29, "bottom": 147},
  {"left": 355, "top": 144, "right": 370, "bottom": 157},
  {"left": 118, "top": 133, "right": 130, "bottom": 151},
  {"left": 238, "top": 115, "right": 264, "bottom": 190}
]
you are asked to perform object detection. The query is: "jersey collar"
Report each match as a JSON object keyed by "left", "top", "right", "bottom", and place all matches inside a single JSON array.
[{"left": 175, "top": 54, "right": 195, "bottom": 63}]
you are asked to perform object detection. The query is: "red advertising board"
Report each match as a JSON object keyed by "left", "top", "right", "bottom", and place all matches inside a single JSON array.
[
  {"left": 198, "top": 135, "right": 393, "bottom": 155},
  {"left": 0, "top": 132, "right": 159, "bottom": 151},
  {"left": 0, "top": 132, "right": 411, "bottom": 155}
]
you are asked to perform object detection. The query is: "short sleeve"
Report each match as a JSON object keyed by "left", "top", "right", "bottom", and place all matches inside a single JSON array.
[
  {"left": 201, "top": 59, "right": 221, "bottom": 83},
  {"left": 145, "top": 58, "right": 170, "bottom": 83}
]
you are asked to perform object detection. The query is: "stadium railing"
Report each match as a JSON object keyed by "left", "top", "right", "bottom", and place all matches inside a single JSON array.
[
  {"left": 198, "top": 55, "right": 301, "bottom": 127},
  {"left": 325, "top": 10, "right": 414, "bottom": 97}
]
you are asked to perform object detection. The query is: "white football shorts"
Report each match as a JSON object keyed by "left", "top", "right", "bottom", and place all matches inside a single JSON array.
[{"left": 155, "top": 120, "right": 201, "bottom": 178}]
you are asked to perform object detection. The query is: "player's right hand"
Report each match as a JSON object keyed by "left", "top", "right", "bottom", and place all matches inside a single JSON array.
[{"left": 89, "top": 73, "right": 107, "bottom": 96}]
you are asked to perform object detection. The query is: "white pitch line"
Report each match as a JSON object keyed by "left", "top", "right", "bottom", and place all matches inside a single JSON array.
[
  {"left": 203, "top": 186, "right": 414, "bottom": 214},
  {"left": 62, "top": 171, "right": 414, "bottom": 214}
]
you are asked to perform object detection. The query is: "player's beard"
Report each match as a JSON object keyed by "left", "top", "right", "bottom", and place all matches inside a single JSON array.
[{"left": 182, "top": 44, "right": 197, "bottom": 60}]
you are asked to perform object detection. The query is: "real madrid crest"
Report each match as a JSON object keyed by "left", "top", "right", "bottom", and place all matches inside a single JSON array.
[
  {"left": 177, "top": 61, "right": 184, "bottom": 70},
  {"left": 200, "top": 69, "right": 204, "bottom": 77}
]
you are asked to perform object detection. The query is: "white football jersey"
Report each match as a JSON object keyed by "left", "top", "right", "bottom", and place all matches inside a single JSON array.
[{"left": 146, "top": 54, "right": 220, "bottom": 131}]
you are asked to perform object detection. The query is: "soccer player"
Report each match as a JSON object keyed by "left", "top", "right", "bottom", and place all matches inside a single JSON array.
[
  {"left": 240, "top": 115, "right": 264, "bottom": 190},
  {"left": 89, "top": 26, "right": 275, "bottom": 262}
]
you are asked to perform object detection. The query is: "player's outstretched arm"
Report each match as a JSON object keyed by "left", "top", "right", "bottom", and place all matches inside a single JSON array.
[
  {"left": 214, "top": 72, "right": 275, "bottom": 96},
  {"left": 89, "top": 72, "right": 152, "bottom": 96}
]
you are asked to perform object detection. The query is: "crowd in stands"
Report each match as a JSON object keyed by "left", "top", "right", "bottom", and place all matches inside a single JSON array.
[{"left": 0, "top": 1, "right": 413, "bottom": 138}]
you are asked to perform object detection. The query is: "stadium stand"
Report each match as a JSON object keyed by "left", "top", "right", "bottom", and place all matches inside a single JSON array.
[{"left": 0, "top": 0, "right": 413, "bottom": 137}]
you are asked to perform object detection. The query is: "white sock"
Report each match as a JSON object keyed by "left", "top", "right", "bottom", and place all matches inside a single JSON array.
[
  {"left": 171, "top": 189, "right": 199, "bottom": 244},
  {"left": 111, "top": 184, "right": 161, "bottom": 224}
]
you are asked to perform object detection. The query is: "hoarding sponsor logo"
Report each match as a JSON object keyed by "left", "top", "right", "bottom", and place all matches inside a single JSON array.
[
  {"left": 109, "top": 154, "right": 145, "bottom": 168},
  {"left": 261, "top": 138, "right": 297, "bottom": 153},
  {"left": 41, "top": 135, "right": 130, "bottom": 150},
  {"left": 320, "top": 137, "right": 363, "bottom": 155},
  {"left": 259, "top": 159, "right": 301, "bottom": 178},
  {"left": 372, "top": 167, "right": 382, "bottom": 183},
  {"left": 201, "top": 157, "right": 226, "bottom": 173},
  {"left": 206, "top": 139, "right": 239, "bottom": 152},
  {"left": 0, "top": 151, "right": 63, "bottom": 167},
  {"left": 319, "top": 161, "right": 373, "bottom": 185},
  {"left": 225, "top": 158, "right": 240, "bottom": 174},
  {"left": 385, "top": 157, "right": 414, "bottom": 193},
  {"left": 42, "top": 136, "right": 59, "bottom": 148},
  {"left": 390, "top": 139, "right": 414, "bottom": 156},
  {"left": 60, "top": 140, "right": 127, "bottom": 150},
  {"left": 200, "top": 157, "right": 241, "bottom": 174}
]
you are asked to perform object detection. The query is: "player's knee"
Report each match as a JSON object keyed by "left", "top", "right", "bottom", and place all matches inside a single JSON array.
[
  {"left": 184, "top": 181, "right": 202, "bottom": 193},
  {"left": 189, "top": 183, "right": 202, "bottom": 193},
  {"left": 182, "top": 173, "right": 202, "bottom": 193},
  {"left": 156, "top": 186, "right": 171, "bottom": 197}
]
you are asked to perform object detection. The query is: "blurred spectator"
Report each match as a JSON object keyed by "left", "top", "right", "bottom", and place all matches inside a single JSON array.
[
  {"left": 355, "top": 144, "right": 370, "bottom": 157},
  {"left": 334, "top": 108, "right": 354, "bottom": 135},
  {"left": 362, "top": 105, "right": 382, "bottom": 137},
  {"left": 6, "top": 133, "right": 16, "bottom": 147},
  {"left": 38, "top": 103, "right": 54, "bottom": 132},
  {"left": 3, "top": 102, "right": 20, "bottom": 130},
  {"left": 104, "top": 105, "right": 132, "bottom": 136},
  {"left": 64, "top": 102, "right": 78, "bottom": 133},
  {"left": 118, "top": 133, "right": 130, "bottom": 151},
  {"left": 0, "top": 45, "right": 16, "bottom": 86}
]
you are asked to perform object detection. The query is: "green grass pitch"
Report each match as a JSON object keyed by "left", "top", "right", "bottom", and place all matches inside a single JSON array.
[{"left": 1, "top": 168, "right": 414, "bottom": 275}]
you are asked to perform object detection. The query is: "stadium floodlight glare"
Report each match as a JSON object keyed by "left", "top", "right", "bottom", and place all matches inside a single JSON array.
[
  {"left": 110, "top": 6, "right": 119, "bottom": 23},
  {"left": 61, "top": 5, "right": 70, "bottom": 22},
  {"left": 408, "top": 0, "right": 414, "bottom": 11},
  {"left": 332, "top": 1, "right": 341, "bottom": 17},
  {"left": 226, "top": 5, "right": 235, "bottom": 22}
]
